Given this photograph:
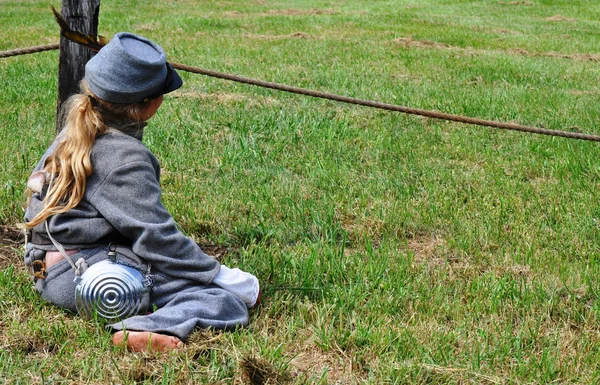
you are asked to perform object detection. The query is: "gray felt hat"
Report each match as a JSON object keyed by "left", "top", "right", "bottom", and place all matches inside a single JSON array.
[{"left": 85, "top": 32, "right": 183, "bottom": 104}]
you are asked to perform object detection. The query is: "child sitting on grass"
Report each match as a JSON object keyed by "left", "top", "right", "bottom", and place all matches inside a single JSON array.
[{"left": 22, "top": 32, "right": 260, "bottom": 352}]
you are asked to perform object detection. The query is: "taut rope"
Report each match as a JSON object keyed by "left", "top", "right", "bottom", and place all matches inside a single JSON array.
[
  {"left": 172, "top": 62, "right": 600, "bottom": 142},
  {"left": 2, "top": 43, "right": 599, "bottom": 142},
  {"left": 0, "top": 43, "right": 59, "bottom": 58}
]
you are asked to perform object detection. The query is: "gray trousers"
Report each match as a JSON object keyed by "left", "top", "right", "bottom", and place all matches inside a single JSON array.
[{"left": 33, "top": 247, "right": 249, "bottom": 340}]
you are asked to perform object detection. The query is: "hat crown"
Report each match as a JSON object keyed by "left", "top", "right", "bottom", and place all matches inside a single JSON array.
[
  {"left": 85, "top": 32, "right": 182, "bottom": 104},
  {"left": 120, "top": 34, "right": 164, "bottom": 63}
]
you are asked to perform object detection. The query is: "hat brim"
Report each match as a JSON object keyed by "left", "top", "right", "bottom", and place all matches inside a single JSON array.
[
  {"left": 161, "top": 63, "right": 183, "bottom": 96},
  {"left": 145, "top": 63, "right": 182, "bottom": 101}
]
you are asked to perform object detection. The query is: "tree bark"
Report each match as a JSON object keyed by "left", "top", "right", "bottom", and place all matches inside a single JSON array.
[{"left": 56, "top": 0, "right": 100, "bottom": 131}]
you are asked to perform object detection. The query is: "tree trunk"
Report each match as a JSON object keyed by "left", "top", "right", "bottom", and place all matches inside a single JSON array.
[{"left": 56, "top": 0, "right": 100, "bottom": 131}]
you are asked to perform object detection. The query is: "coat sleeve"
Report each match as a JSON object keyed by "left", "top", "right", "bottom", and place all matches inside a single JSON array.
[{"left": 88, "top": 158, "right": 220, "bottom": 284}]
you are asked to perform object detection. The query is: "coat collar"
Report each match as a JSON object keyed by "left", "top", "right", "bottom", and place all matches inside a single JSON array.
[{"left": 105, "top": 119, "right": 147, "bottom": 140}]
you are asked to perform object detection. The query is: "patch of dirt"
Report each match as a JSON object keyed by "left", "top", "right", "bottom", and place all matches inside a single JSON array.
[
  {"left": 495, "top": 28, "right": 519, "bottom": 35},
  {"left": 540, "top": 52, "right": 600, "bottom": 61},
  {"left": 174, "top": 91, "right": 280, "bottom": 105},
  {"left": 508, "top": 47, "right": 600, "bottom": 61},
  {"left": 406, "top": 234, "right": 533, "bottom": 283},
  {"left": 0, "top": 225, "right": 23, "bottom": 243},
  {"left": 8, "top": 333, "right": 60, "bottom": 355},
  {"left": 420, "top": 363, "right": 503, "bottom": 384},
  {"left": 242, "top": 32, "right": 318, "bottom": 40},
  {"left": 269, "top": 323, "right": 371, "bottom": 384},
  {"left": 0, "top": 225, "right": 23, "bottom": 270},
  {"left": 290, "top": 348, "right": 364, "bottom": 384},
  {"left": 265, "top": 8, "right": 337, "bottom": 16},
  {"left": 507, "top": 48, "right": 531, "bottom": 56},
  {"left": 223, "top": 8, "right": 337, "bottom": 18},
  {"left": 223, "top": 10, "right": 243, "bottom": 17},
  {"left": 392, "top": 37, "right": 451, "bottom": 49},
  {"left": 499, "top": 1, "right": 533, "bottom": 5},
  {"left": 392, "top": 37, "right": 600, "bottom": 62},
  {"left": 136, "top": 22, "right": 161, "bottom": 31},
  {"left": 289, "top": 32, "right": 311, "bottom": 39},
  {"left": 407, "top": 234, "right": 449, "bottom": 263},
  {"left": 567, "top": 89, "right": 600, "bottom": 95},
  {"left": 546, "top": 15, "right": 576, "bottom": 22},
  {"left": 496, "top": 263, "right": 531, "bottom": 279},
  {"left": 199, "top": 244, "right": 230, "bottom": 261},
  {"left": 174, "top": 91, "right": 248, "bottom": 102},
  {"left": 339, "top": 213, "right": 385, "bottom": 244},
  {"left": 239, "top": 356, "right": 292, "bottom": 385}
]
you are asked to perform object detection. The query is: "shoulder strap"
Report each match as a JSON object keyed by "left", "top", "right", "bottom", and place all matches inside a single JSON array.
[{"left": 44, "top": 220, "right": 87, "bottom": 276}]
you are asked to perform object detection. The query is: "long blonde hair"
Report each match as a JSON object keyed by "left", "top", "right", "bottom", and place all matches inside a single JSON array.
[{"left": 23, "top": 81, "right": 148, "bottom": 229}]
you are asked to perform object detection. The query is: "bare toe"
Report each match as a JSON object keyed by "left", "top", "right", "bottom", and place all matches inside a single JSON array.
[{"left": 113, "top": 331, "right": 183, "bottom": 352}]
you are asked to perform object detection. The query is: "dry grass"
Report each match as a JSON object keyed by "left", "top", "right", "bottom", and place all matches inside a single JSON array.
[
  {"left": 222, "top": 8, "right": 337, "bottom": 18},
  {"left": 545, "top": 15, "right": 577, "bottom": 23},
  {"left": 173, "top": 91, "right": 281, "bottom": 106},
  {"left": 239, "top": 356, "right": 292, "bottom": 385},
  {"left": 0, "top": 225, "right": 23, "bottom": 270},
  {"left": 242, "top": 32, "right": 317, "bottom": 40},
  {"left": 264, "top": 9, "right": 337, "bottom": 17},
  {"left": 391, "top": 37, "right": 600, "bottom": 62},
  {"left": 498, "top": 1, "right": 533, "bottom": 5}
]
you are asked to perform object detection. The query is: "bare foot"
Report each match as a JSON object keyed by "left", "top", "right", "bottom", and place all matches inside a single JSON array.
[{"left": 112, "top": 331, "right": 183, "bottom": 352}]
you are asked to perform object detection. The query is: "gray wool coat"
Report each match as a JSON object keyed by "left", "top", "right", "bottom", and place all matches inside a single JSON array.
[{"left": 24, "top": 121, "right": 249, "bottom": 339}]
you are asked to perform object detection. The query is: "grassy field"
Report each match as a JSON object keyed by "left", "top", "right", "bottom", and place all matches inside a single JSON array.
[{"left": 2, "top": 0, "right": 600, "bottom": 383}]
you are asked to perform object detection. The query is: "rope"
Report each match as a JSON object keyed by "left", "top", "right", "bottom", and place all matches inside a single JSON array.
[
  {"left": 2, "top": 43, "right": 599, "bottom": 142},
  {"left": 171, "top": 62, "right": 600, "bottom": 142},
  {"left": 0, "top": 43, "right": 59, "bottom": 58}
]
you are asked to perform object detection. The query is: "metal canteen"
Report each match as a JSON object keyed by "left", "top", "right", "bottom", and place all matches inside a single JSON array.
[{"left": 75, "top": 259, "right": 151, "bottom": 322}]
